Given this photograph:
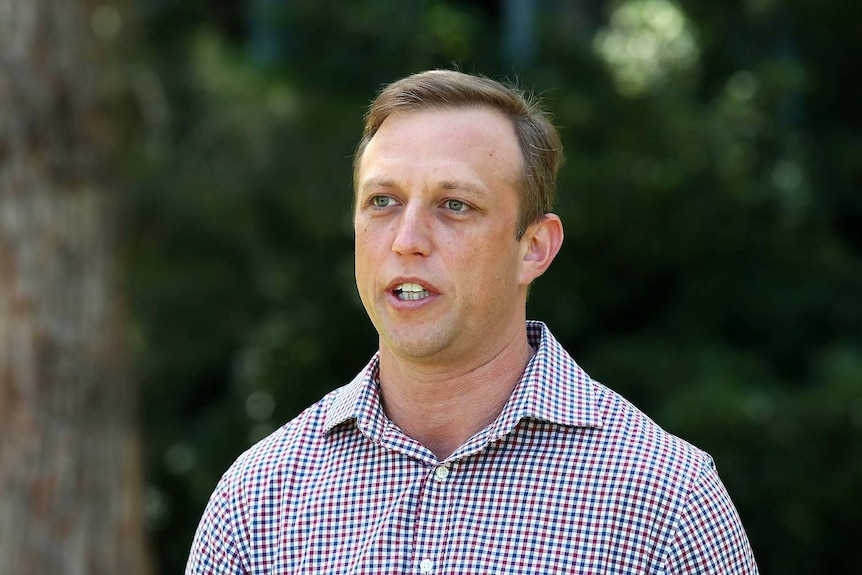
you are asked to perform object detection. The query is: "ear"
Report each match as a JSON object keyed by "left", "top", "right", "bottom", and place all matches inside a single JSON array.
[{"left": 518, "top": 213, "right": 564, "bottom": 286}]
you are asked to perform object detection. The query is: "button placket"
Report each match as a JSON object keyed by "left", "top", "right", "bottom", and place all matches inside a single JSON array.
[{"left": 412, "top": 463, "right": 455, "bottom": 574}]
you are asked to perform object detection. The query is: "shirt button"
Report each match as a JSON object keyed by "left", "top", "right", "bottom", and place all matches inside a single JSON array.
[
  {"left": 433, "top": 465, "right": 450, "bottom": 482},
  {"left": 420, "top": 559, "right": 434, "bottom": 573}
]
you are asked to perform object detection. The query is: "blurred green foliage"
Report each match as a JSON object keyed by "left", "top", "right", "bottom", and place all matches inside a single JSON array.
[{"left": 124, "top": 0, "right": 861, "bottom": 572}]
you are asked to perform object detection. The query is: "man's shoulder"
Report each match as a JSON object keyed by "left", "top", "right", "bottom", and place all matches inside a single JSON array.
[
  {"left": 533, "top": 322, "right": 711, "bottom": 473},
  {"left": 590, "top": 379, "right": 714, "bottom": 480},
  {"left": 218, "top": 385, "right": 347, "bottom": 489}
]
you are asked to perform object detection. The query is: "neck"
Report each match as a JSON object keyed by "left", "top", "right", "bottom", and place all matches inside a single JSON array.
[{"left": 378, "top": 328, "right": 535, "bottom": 461}]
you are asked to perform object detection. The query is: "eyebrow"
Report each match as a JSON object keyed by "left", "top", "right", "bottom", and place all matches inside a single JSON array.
[
  {"left": 439, "top": 180, "right": 485, "bottom": 197},
  {"left": 360, "top": 177, "right": 398, "bottom": 193},
  {"left": 360, "top": 177, "right": 485, "bottom": 198}
]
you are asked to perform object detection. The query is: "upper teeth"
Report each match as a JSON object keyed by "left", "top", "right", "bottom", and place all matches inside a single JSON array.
[{"left": 396, "top": 282, "right": 430, "bottom": 301}]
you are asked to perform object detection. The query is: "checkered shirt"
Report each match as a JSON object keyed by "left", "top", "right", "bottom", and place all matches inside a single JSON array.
[{"left": 187, "top": 321, "right": 758, "bottom": 574}]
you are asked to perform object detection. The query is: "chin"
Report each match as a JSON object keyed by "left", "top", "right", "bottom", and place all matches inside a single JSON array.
[
  {"left": 389, "top": 339, "right": 445, "bottom": 360},
  {"left": 384, "top": 328, "right": 451, "bottom": 360}
]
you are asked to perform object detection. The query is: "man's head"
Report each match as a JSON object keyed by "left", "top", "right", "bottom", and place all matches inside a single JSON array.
[
  {"left": 353, "top": 71, "right": 565, "bottom": 366},
  {"left": 354, "top": 70, "right": 563, "bottom": 239}
]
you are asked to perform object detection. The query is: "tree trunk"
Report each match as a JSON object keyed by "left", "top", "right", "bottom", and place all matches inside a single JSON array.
[{"left": 0, "top": 0, "right": 151, "bottom": 573}]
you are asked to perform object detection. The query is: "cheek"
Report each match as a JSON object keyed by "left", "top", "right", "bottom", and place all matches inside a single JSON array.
[
  {"left": 460, "top": 237, "right": 515, "bottom": 283},
  {"left": 355, "top": 223, "right": 380, "bottom": 256}
]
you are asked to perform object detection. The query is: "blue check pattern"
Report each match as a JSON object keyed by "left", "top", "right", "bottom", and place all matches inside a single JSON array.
[{"left": 187, "top": 321, "right": 758, "bottom": 574}]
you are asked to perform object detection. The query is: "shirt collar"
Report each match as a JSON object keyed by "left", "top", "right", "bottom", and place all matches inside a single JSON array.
[
  {"left": 490, "top": 320, "right": 602, "bottom": 439},
  {"left": 323, "top": 321, "right": 602, "bottom": 440}
]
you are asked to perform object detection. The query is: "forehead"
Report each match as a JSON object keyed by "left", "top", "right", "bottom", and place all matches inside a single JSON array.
[{"left": 358, "top": 107, "right": 522, "bottom": 188}]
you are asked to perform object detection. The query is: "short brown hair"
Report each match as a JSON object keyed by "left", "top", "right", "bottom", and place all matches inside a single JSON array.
[{"left": 353, "top": 70, "right": 563, "bottom": 239}]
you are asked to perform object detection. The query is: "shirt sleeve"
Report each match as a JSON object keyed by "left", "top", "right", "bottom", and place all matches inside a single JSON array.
[
  {"left": 185, "top": 476, "right": 249, "bottom": 575},
  {"left": 663, "top": 458, "right": 759, "bottom": 574}
]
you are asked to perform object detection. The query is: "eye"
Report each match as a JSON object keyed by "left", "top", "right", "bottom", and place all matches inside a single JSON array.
[
  {"left": 371, "top": 195, "right": 396, "bottom": 208},
  {"left": 444, "top": 199, "right": 469, "bottom": 212}
]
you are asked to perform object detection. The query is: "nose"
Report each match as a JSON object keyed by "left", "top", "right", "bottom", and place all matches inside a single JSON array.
[{"left": 391, "top": 203, "right": 431, "bottom": 256}]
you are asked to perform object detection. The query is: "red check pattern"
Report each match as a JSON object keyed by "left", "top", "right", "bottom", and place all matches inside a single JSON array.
[{"left": 187, "top": 321, "right": 758, "bottom": 574}]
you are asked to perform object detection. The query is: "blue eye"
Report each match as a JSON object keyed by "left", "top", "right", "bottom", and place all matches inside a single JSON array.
[
  {"left": 372, "top": 196, "right": 395, "bottom": 208},
  {"left": 445, "top": 199, "right": 469, "bottom": 212}
]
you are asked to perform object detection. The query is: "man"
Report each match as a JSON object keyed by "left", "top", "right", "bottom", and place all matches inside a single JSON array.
[{"left": 187, "top": 70, "right": 758, "bottom": 574}]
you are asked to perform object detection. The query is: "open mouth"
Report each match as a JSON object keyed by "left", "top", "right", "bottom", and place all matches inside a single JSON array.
[{"left": 394, "top": 282, "right": 431, "bottom": 301}]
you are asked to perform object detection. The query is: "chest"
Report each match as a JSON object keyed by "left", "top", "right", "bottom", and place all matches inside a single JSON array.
[{"left": 238, "top": 430, "right": 681, "bottom": 574}]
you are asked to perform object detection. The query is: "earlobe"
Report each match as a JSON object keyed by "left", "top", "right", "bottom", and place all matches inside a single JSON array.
[{"left": 519, "top": 214, "right": 564, "bottom": 286}]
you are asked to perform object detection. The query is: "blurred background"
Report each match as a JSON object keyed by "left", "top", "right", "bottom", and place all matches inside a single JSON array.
[{"left": 2, "top": 0, "right": 861, "bottom": 573}]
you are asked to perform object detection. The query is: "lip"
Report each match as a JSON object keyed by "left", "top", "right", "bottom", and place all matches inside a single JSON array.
[
  {"left": 385, "top": 276, "right": 441, "bottom": 295},
  {"left": 384, "top": 276, "right": 441, "bottom": 307}
]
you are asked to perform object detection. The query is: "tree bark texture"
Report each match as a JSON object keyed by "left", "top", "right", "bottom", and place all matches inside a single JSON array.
[{"left": 0, "top": 1, "right": 151, "bottom": 573}]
